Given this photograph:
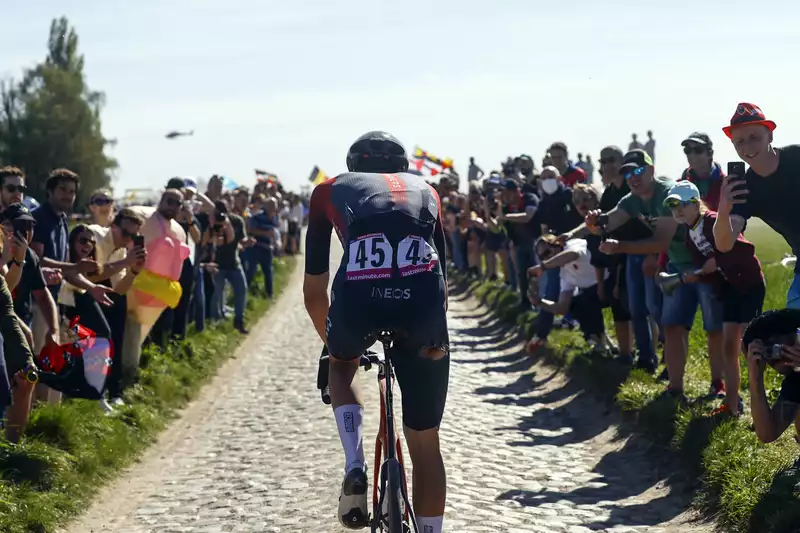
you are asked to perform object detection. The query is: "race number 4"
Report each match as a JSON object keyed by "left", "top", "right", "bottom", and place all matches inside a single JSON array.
[
  {"left": 346, "top": 233, "right": 393, "bottom": 281},
  {"left": 397, "top": 235, "right": 438, "bottom": 277}
]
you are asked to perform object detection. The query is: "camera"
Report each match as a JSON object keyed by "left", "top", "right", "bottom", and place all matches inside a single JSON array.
[
  {"left": 762, "top": 343, "right": 785, "bottom": 362},
  {"left": 596, "top": 214, "right": 610, "bottom": 228}
]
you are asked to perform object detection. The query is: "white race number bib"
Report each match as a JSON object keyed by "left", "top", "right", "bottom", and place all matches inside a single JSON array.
[
  {"left": 397, "top": 235, "right": 439, "bottom": 277},
  {"left": 346, "top": 233, "right": 393, "bottom": 281}
]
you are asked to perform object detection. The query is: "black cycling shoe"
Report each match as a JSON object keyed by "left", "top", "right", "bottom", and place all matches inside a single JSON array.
[{"left": 338, "top": 466, "right": 369, "bottom": 529}]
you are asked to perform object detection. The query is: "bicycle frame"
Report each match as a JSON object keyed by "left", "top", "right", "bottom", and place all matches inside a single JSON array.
[{"left": 371, "top": 338, "right": 417, "bottom": 532}]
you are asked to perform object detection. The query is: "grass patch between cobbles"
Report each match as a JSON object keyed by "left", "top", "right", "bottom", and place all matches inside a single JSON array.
[
  {"left": 451, "top": 263, "right": 800, "bottom": 533},
  {"left": 0, "top": 257, "right": 296, "bottom": 533}
]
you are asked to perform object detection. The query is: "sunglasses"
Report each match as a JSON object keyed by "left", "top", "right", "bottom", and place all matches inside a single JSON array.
[
  {"left": 623, "top": 166, "right": 647, "bottom": 180},
  {"left": 120, "top": 228, "right": 139, "bottom": 239},
  {"left": 598, "top": 157, "right": 618, "bottom": 165},
  {"left": 78, "top": 236, "right": 96, "bottom": 246},
  {"left": 91, "top": 197, "right": 113, "bottom": 206},
  {"left": 664, "top": 197, "right": 699, "bottom": 209},
  {"left": 4, "top": 184, "right": 27, "bottom": 194},
  {"left": 683, "top": 146, "right": 706, "bottom": 155},
  {"left": 164, "top": 197, "right": 182, "bottom": 207}
]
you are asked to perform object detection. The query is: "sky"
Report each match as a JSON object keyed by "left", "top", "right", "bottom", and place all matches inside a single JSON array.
[{"left": 3, "top": 0, "right": 800, "bottom": 194}]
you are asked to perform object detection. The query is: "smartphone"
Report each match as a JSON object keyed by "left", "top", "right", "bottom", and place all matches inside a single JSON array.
[
  {"left": 132, "top": 235, "right": 145, "bottom": 249},
  {"left": 727, "top": 162, "right": 746, "bottom": 178}
]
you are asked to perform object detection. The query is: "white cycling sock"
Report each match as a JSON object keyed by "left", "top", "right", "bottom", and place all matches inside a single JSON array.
[
  {"left": 417, "top": 515, "right": 443, "bottom": 533},
  {"left": 334, "top": 404, "right": 365, "bottom": 473}
]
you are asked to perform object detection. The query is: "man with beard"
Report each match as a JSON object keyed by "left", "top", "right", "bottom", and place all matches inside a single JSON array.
[{"left": 715, "top": 102, "right": 800, "bottom": 310}]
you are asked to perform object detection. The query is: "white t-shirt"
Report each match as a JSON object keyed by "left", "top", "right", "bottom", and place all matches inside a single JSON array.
[
  {"left": 290, "top": 204, "right": 304, "bottom": 223},
  {"left": 559, "top": 239, "right": 605, "bottom": 293},
  {"left": 688, "top": 217, "right": 713, "bottom": 256}
]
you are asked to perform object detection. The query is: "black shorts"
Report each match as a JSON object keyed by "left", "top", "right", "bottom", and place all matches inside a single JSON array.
[
  {"left": 326, "top": 271, "right": 450, "bottom": 431},
  {"left": 722, "top": 279, "right": 765, "bottom": 324},
  {"left": 603, "top": 274, "right": 631, "bottom": 323},
  {"left": 485, "top": 230, "right": 506, "bottom": 252}
]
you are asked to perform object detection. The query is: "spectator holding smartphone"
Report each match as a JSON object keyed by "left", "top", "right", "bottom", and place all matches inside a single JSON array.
[
  {"left": 208, "top": 200, "right": 250, "bottom": 333},
  {"left": 743, "top": 309, "right": 800, "bottom": 442},
  {"left": 666, "top": 182, "right": 765, "bottom": 416},
  {"left": 715, "top": 102, "right": 800, "bottom": 310},
  {"left": 85, "top": 208, "right": 146, "bottom": 408}
]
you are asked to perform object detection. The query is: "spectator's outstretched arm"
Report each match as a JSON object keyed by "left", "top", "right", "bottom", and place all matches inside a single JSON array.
[{"left": 617, "top": 216, "right": 676, "bottom": 255}]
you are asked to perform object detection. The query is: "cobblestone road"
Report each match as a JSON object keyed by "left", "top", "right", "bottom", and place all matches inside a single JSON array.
[{"left": 64, "top": 249, "right": 710, "bottom": 533}]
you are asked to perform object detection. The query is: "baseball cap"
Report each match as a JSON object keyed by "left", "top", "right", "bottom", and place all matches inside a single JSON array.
[
  {"left": 722, "top": 102, "right": 777, "bottom": 139},
  {"left": 166, "top": 177, "right": 185, "bottom": 190},
  {"left": 1, "top": 203, "right": 36, "bottom": 223},
  {"left": 618, "top": 149, "right": 654, "bottom": 173},
  {"left": 681, "top": 132, "right": 713, "bottom": 147},
  {"left": 183, "top": 177, "right": 198, "bottom": 193},
  {"left": 502, "top": 179, "right": 519, "bottom": 191},
  {"left": 664, "top": 181, "right": 701, "bottom": 205}
]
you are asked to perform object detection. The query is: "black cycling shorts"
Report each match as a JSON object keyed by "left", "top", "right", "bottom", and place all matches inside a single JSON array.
[{"left": 326, "top": 270, "right": 450, "bottom": 431}]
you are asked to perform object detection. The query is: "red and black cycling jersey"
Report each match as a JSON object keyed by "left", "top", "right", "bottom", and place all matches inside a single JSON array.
[{"left": 305, "top": 172, "right": 447, "bottom": 281}]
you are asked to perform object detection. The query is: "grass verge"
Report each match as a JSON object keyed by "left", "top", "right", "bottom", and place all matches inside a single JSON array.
[
  {"left": 451, "top": 262, "right": 800, "bottom": 533},
  {"left": 0, "top": 256, "right": 296, "bottom": 533}
]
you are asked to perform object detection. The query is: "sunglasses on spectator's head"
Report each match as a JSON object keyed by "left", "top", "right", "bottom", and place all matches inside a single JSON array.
[
  {"left": 683, "top": 145, "right": 706, "bottom": 155},
  {"left": 4, "top": 184, "right": 27, "bottom": 194},
  {"left": 623, "top": 166, "right": 647, "bottom": 180},
  {"left": 664, "top": 197, "right": 699, "bottom": 209},
  {"left": 91, "top": 196, "right": 113, "bottom": 206}
]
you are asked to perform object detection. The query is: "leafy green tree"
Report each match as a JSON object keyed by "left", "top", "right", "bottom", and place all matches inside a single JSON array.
[{"left": 0, "top": 16, "right": 117, "bottom": 208}]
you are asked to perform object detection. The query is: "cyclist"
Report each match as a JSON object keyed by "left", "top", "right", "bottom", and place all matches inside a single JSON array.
[{"left": 304, "top": 131, "right": 449, "bottom": 532}]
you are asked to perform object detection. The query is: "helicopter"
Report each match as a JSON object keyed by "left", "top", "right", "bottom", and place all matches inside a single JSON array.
[{"left": 165, "top": 130, "right": 194, "bottom": 139}]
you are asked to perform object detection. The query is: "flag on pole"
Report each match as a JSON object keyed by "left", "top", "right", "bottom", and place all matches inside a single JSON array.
[{"left": 308, "top": 166, "right": 329, "bottom": 186}]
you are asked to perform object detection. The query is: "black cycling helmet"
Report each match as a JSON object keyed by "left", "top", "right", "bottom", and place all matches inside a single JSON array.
[{"left": 346, "top": 131, "right": 409, "bottom": 173}]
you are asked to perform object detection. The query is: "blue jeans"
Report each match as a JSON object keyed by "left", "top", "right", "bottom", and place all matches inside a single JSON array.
[
  {"left": 535, "top": 267, "right": 562, "bottom": 339},
  {"left": 245, "top": 246, "right": 274, "bottom": 298},
  {"left": 449, "top": 231, "right": 466, "bottom": 270},
  {"left": 193, "top": 267, "right": 206, "bottom": 333},
  {"left": 788, "top": 274, "right": 800, "bottom": 309},
  {"left": 626, "top": 254, "right": 662, "bottom": 362},
  {"left": 661, "top": 263, "right": 724, "bottom": 331},
  {"left": 211, "top": 267, "right": 247, "bottom": 326}
]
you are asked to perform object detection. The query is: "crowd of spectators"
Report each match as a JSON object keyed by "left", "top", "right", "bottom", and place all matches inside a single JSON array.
[
  {"left": 0, "top": 166, "right": 306, "bottom": 443},
  {"left": 445, "top": 102, "right": 800, "bottom": 444}
]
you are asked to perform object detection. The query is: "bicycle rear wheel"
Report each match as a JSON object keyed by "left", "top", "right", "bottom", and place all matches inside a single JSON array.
[{"left": 383, "top": 458, "right": 406, "bottom": 533}]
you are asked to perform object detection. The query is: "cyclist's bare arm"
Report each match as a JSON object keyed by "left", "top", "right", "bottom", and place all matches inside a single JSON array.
[{"left": 303, "top": 183, "right": 333, "bottom": 345}]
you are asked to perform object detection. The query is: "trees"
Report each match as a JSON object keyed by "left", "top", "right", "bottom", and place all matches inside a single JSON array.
[{"left": 0, "top": 17, "right": 117, "bottom": 208}]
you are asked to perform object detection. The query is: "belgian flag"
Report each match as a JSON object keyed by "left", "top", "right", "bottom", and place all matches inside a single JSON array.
[{"left": 308, "top": 166, "right": 329, "bottom": 186}]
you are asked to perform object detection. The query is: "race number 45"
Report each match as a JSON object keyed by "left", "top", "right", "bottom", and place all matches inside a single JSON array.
[
  {"left": 346, "top": 233, "right": 393, "bottom": 281},
  {"left": 397, "top": 235, "right": 438, "bottom": 277}
]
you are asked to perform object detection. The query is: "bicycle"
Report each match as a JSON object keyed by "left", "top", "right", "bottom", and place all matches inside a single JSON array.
[{"left": 317, "top": 330, "right": 419, "bottom": 533}]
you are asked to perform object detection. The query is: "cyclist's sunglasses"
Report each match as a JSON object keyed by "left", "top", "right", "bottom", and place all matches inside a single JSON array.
[
  {"left": 4, "top": 184, "right": 27, "bottom": 194},
  {"left": 664, "top": 197, "right": 699, "bottom": 209},
  {"left": 683, "top": 145, "right": 706, "bottom": 155},
  {"left": 623, "top": 166, "right": 647, "bottom": 180}
]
